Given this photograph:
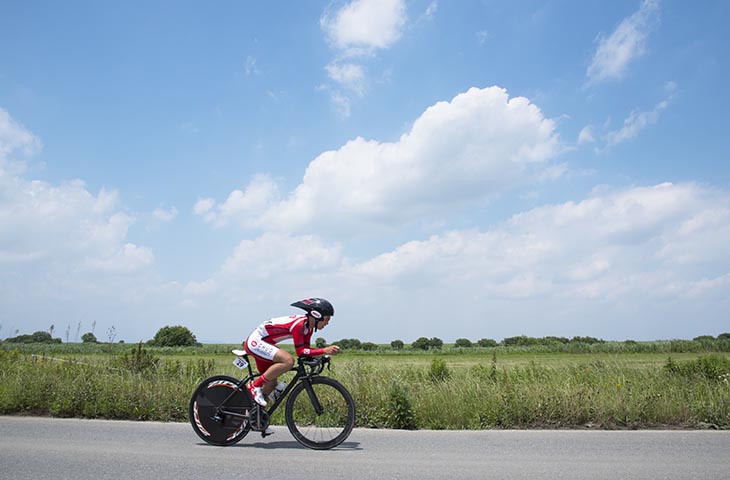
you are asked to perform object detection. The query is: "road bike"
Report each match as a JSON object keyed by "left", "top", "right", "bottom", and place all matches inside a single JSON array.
[{"left": 189, "top": 350, "right": 355, "bottom": 450}]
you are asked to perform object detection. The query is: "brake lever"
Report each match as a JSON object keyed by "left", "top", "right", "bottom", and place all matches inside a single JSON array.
[{"left": 324, "top": 355, "right": 331, "bottom": 371}]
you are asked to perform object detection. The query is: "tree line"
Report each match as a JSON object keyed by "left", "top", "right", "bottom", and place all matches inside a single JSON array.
[
  {"left": 326, "top": 333, "right": 730, "bottom": 351},
  {"left": 1, "top": 325, "right": 199, "bottom": 347},
  {"left": 4, "top": 325, "right": 730, "bottom": 350}
]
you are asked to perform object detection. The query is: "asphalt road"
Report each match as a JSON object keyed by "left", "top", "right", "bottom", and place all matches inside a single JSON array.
[{"left": 1, "top": 416, "right": 729, "bottom": 480}]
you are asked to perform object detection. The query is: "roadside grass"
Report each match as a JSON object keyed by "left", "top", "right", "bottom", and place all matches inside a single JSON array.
[{"left": 1, "top": 344, "right": 728, "bottom": 430}]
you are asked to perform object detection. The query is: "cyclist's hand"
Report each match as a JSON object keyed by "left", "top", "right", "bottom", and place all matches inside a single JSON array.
[{"left": 324, "top": 345, "right": 340, "bottom": 355}]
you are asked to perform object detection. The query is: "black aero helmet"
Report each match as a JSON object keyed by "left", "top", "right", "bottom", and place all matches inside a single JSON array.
[{"left": 291, "top": 298, "right": 334, "bottom": 319}]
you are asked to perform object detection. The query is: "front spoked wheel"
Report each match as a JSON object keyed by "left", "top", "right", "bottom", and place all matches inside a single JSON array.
[
  {"left": 285, "top": 376, "right": 355, "bottom": 450},
  {"left": 189, "top": 375, "right": 251, "bottom": 446}
]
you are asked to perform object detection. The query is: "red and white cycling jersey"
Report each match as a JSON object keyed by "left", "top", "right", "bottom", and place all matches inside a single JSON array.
[{"left": 245, "top": 315, "right": 325, "bottom": 360}]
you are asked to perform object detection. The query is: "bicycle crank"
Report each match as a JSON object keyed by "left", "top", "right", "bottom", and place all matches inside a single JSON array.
[{"left": 248, "top": 405, "right": 270, "bottom": 433}]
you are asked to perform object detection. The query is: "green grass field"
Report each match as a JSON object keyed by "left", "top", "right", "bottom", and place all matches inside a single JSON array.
[{"left": 1, "top": 342, "right": 729, "bottom": 430}]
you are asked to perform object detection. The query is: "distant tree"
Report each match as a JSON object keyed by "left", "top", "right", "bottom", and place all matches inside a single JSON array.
[
  {"left": 544, "top": 336, "right": 570, "bottom": 344},
  {"left": 6, "top": 331, "right": 61, "bottom": 344},
  {"left": 477, "top": 338, "right": 498, "bottom": 348},
  {"left": 412, "top": 337, "right": 430, "bottom": 350},
  {"left": 334, "top": 338, "right": 362, "bottom": 350},
  {"left": 390, "top": 339, "right": 405, "bottom": 350},
  {"left": 503, "top": 335, "right": 538, "bottom": 346},
  {"left": 429, "top": 337, "right": 443, "bottom": 349},
  {"left": 315, "top": 337, "right": 327, "bottom": 348},
  {"left": 33, "top": 331, "right": 55, "bottom": 343},
  {"left": 82, "top": 332, "right": 98, "bottom": 343},
  {"left": 718, "top": 333, "right": 730, "bottom": 341},
  {"left": 454, "top": 338, "right": 472, "bottom": 348},
  {"left": 570, "top": 336, "right": 603, "bottom": 344},
  {"left": 693, "top": 335, "right": 716, "bottom": 342},
  {"left": 361, "top": 342, "right": 379, "bottom": 351},
  {"left": 149, "top": 325, "right": 199, "bottom": 347}
]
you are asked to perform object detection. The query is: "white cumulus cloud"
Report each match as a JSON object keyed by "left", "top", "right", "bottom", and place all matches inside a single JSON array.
[
  {"left": 194, "top": 174, "right": 280, "bottom": 228},
  {"left": 352, "top": 182, "right": 730, "bottom": 304},
  {"left": 201, "top": 86, "right": 561, "bottom": 235},
  {"left": 187, "top": 182, "right": 730, "bottom": 342},
  {"left": 181, "top": 233, "right": 345, "bottom": 312},
  {"left": 0, "top": 108, "right": 155, "bottom": 316},
  {"left": 0, "top": 172, "right": 153, "bottom": 274},
  {"left": 321, "top": 0, "right": 407, "bottom": 53}
]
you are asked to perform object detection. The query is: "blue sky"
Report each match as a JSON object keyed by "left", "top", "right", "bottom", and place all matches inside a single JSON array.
[{"left": 1, "top": 0, "right": 729, "bottom": 344}]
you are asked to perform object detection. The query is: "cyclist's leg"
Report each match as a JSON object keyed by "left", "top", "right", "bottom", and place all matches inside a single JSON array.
[
  {"left": 244, "top": 335, "right": 294, "bottom": 395},
  {"left": 261, "top": 349, "right": 294, "bottom": 395}
]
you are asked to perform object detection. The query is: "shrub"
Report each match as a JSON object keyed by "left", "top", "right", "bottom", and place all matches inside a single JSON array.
[
  {"left": 665, "top": 354, "right": 730, "bottom": 380},
  {"left": 477, "top": 338, "right": 498, "bottom": 347},
  {"left": 81, "top": 332, "right": 98, "bottom": 343},
  {"left": 455, "top": 338, "right": 473, "bottom": 348},
  {"left": 428, "top": 357, "right": 451, "bottom": 382},
  {"left": 148, "top": 326, "right": 199, "bottom": 347},
  {"left": 119, "top": 342, "right": 160, "bottom": 374},
  {"left": 361, "top": 342, "right": 379, "bottom": 351},
  {"left": 390, "top": 340, "right": 404, "bottom": 350},
  {"left": 387, "top": 381, "right": 416, "bottom": 429}
]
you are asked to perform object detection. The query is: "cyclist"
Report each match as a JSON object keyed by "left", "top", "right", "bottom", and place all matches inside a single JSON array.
[{"left": 244, "top": 298, "right": 340, "bottom": 407}]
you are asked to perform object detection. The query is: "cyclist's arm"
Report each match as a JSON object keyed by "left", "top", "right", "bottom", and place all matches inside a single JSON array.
[
  {"left": 292, "top": 321, "right": 326, "bottom": 357},
  {"left": 296, "top": 344, "right": 326, "bottom": 357},
  {"left": 294, "top": 332, "right": 325, "bottom": 357}
]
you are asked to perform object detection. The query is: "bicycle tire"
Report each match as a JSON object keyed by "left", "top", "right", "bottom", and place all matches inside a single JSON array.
[
  {"left": 285, "top": 376, "right": 355, "bottom": 450},
  {"left": 189, "top": 375, "right": 252, "bottom": 446}
]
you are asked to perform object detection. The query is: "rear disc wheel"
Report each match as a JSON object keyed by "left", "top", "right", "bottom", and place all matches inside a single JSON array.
[{"left": 189, "top": 375, "right": 251, "bottom": 446}]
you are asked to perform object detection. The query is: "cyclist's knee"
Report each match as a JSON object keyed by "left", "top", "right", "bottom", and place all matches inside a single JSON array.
[{"left": 276, "top": 350, "right": 294, "bottom": 369}]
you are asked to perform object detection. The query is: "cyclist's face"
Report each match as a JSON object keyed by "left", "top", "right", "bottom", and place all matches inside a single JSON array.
[{"left": 316, "top": 316, "right": 331, "bottom": 330}]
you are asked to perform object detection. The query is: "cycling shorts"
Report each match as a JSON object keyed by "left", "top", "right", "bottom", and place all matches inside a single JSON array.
[{"left": 244, "top": 331, "right": 279, "bottom": 372}]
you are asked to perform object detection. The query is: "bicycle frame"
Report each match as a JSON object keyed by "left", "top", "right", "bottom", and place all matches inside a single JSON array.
[{"left": 214, "top": 354, "right": 330, "bottom": 431}]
